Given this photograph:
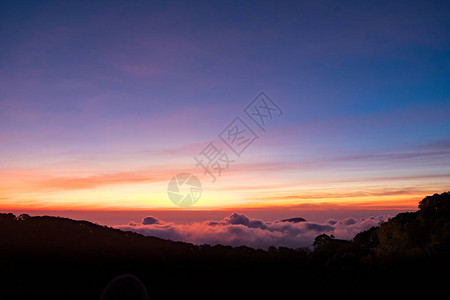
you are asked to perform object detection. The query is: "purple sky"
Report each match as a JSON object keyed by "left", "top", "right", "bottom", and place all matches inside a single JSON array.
[{"left": 1, "top": 1, "right": 450, "bottom": 213}]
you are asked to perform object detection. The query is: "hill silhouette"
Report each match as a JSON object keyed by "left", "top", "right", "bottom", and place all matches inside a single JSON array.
[
  {"left": 280, "top": 217, "right": 307, "bottom": 223},
  {"left": 1, "top": 192, "right": 450, "bottom": 299}
]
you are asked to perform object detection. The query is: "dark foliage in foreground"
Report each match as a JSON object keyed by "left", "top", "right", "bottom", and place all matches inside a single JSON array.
[{"left": 1, "top": 192, "right": 450, "bottom": 299}]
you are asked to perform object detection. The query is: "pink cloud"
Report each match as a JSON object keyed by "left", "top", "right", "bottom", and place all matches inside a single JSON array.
[{"left": 117, "top": 212, "right": 389, "bottom": 249}]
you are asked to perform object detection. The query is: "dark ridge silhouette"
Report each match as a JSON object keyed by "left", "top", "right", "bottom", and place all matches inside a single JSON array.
[
  {"left": 1, "top": 191, "right": 450, "bottom": 299},
  {"left": 279, "top": 217, "right": 307, "bottom": 223}
]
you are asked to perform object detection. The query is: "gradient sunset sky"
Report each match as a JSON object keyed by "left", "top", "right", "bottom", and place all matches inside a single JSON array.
[{"left": 1, "top": 0, "right": 450, "bottom": 215}]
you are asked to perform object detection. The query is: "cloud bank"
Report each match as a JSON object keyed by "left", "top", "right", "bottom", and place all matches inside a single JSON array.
[{"left": 117, "top": 213, "right": 389, "bottom": 249}]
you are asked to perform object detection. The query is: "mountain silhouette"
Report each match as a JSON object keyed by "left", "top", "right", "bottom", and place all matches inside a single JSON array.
[
  {"left": 279, "top": 217, "right": 307, "bottom": 223},
  {"left": 1, "top": 191, "right": 450, "bottom": 299}
]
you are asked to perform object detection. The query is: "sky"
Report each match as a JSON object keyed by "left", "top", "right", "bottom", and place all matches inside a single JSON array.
[{"left": 1, "top": 0, "right": 450, "bottom": 224}]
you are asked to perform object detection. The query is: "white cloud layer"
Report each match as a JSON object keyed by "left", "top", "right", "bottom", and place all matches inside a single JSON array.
[{"left": 117, "top": 212, "right": 389, "bottom": 249}]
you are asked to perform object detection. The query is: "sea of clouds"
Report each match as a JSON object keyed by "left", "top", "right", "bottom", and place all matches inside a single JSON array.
[{"left": 116, "top": 212, "right": 389, "bottom": 249}]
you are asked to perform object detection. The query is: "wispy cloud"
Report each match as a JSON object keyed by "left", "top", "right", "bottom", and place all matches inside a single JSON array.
[
  {"left": 0, "top": 167, "right": 175, "bottom": 193},
  {"left": 252, "top": 188, "right": 426, "bottom": 201},
  {"left": 39, "top": 171, "right": 157, "bottom": 190},
  {"left": 328, "top": 150, "right": 450, "bottom": 163}
]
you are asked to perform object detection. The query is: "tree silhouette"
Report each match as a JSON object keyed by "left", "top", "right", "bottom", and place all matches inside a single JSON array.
[
  {"left": 419, "top": 191, "right": 450, "bottom": 213},
  {"left": 313, "top": 233, "right": 333, "bottom": 249}
]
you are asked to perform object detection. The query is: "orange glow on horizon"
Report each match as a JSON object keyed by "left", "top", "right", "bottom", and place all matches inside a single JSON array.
[
  {"left": 0, "top": 192, "right": 423, "bottom": 211},
  {"left": 1, "top": 160, "right": 448, "bottom": 213}
]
